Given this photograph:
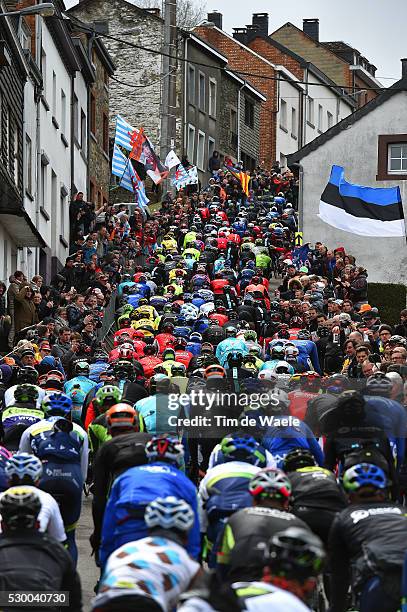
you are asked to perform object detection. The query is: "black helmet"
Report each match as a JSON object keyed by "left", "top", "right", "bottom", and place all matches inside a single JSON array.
[
  {"left": 17, "top": 366, "right": 38, "bottom": 385},
  {"left": 267, "top": 527, "right": 325, "bottom": 581},
  {"left": 14, "top": 384, "right": 39, "bottom": 404},
  {"left": 0, "top": 486, "right": 41, "bottom": 530},
  {"left": 113, "top": 360, "right": 135, "bottom": 381},
  {"left": 73, "top": 361, "right": 90, "bottom": 377},
  {"left": 283, "top": 448, "right": 317, "bottom": 472}
]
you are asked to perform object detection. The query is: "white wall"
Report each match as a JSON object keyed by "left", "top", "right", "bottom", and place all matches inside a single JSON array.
[
  {"left": 39, "top": 22, "right": 72, "bottom": 266},
  {"left": 276, "top": 79, "right": 301, "bottom": 168},
  {"left": 299, "top": 90, "right": 407, "bottom": 285},
  {"left": 304, "top": 72, "right": 353, "bottom": 144},
  {"left": 73, "top": 69, "right": 88, "bottom": 196}
]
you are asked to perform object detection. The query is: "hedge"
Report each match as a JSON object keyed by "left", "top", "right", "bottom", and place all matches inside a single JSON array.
[{"left": 368, "top": 283, "right": 407, "bottom": 325}]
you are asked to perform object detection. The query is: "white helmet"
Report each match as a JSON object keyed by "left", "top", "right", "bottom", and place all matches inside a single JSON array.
[{"left": 144, "top": 496, "right": 194, "bottom": 531}]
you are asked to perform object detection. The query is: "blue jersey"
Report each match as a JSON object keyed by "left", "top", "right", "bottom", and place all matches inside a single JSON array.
[
  {"left": 100, "top": 462, "right": 200, "bottom": 566},
  {"left": 262, "top": 420, "right": 324, "bottom": 468},
  {"left": 364, "top": 396, "right": 407, "bottom": 467}
]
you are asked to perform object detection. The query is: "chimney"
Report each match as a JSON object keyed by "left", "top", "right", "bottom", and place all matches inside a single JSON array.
[
  {"left": 233, "top": 28, "right": 248, "bottom": 45},
  {"left": 303, "top": 18, "right": 319, "bottom": 42},
  {"left": 207, "top": 11, "right": 222, "bottom": 30},
  {"left": 252, "top": 13, "right": 269, "bottom": 37},
  {"left": 245, "top": 24, "right": 260, "bottom": 44},
  {"left": 402, "top": 58, "right": 407, "bottom": 79}
]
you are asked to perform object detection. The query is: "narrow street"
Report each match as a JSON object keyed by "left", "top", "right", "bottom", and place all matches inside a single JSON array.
[{"left": 77, "top": 497, "right": 99, "bottom": 610}]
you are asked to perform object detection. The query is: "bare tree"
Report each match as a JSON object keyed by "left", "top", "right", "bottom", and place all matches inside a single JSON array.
[{"left": 134, "top": 0, "right": 206, "bottom": 29}]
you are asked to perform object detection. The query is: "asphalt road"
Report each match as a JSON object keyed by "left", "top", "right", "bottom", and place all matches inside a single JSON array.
[{"left": 77, "top": 496, "right": 99, "bottom": 610}]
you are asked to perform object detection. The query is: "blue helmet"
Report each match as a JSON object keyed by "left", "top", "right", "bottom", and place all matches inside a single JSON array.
[
  {"left": 343, "top": 463, "right": 387, "bottom": 492},
  {"left": 220, "top": 435, "right": 266, "bottom": 467},
  {"left": 5, "top": 453, "right": 43, "bottom": 483},
  {"left": 41, "top": 393, "right": 73, "bottom": 416}
]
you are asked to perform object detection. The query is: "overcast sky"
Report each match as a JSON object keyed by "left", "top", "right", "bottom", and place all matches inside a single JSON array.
[{"left": 65, "top": 0, "right": 406, "bottom": 82}]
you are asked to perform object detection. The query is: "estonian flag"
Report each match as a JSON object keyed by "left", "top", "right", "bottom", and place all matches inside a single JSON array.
[{"left": 319, "top": 165, "right": 406, "bottom": 238}]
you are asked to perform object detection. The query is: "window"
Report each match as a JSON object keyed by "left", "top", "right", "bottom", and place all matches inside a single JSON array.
[
  {"left": 41, "top": 49, "right": 47, "bottom": 98},
  {"left": 199, "top": 72, "right": 205, "bottom": 111},
  {"left": 280, "top": 153, "right": 287, "bottom": 170},
  {"left": 327, "top": 111, "right": 333, "bottom": 129},
  {"left": 280, "top": 99, "right": 287, "bottom": 130},
  {"left": 25, "top": 134, "right": 32, "bottom": 195},
  {"left": 60, "top": 192, "right": 66, "bottom": 236},
  {"left": 245, "top": 99, "right": 254, "bottom": 129},
  {"left": 388, "top": 144, "right": 407, "bottom": 173},
  {"left": 73, "top": 95, "right": 78, "bottom": 142},
  {"left": 241, "top": 151, "right": 256, "bottom": 171},
  {"left": 197, "top": 131, "right": 205, "bottom": 170},
  {"left": 187, "top": 124, "right": 195, "bottom": 164},
  {"left": 208, "top": 137, "right": 215, "bottom": 161},
  {"left": 188, "top": 66, "right": 195, "bottom": 105},
  {"left": 377, "top": 135, "right": 407, "bottom": 180},
  {"left": 230, "top": 108, "right": 238, "bottom": 148},
  {"left": 90, "top": 93, "right": 96, "bottom": 135},
  {"left": 61, "top": 90, "right": 66, "bottom": 134},
  {"left": 291, "top": 107, "right": 297, "bottom": 139},
  {"left": 40, "top": 162, "right": 47, "bottom": 210},
  {"left": 81, "top": 109, "right": 86, "bottom": 153},
  {"left": 13, "top": 126, "right": 19, "bottom": 185},
  {"left": 318, "top": 104, "right": 323, "bottom": 132},
  {"left": 209, "top": 78, "right": 217, "bottom": 117},
  {"left": 52, "top": 71, "right": 57, "bottom": 117},
  {"left": 102, "top": 113, "right": 109, "bottom": 153},
  {"left": 19, "top": 24, "right": 31, "bottom": 51},
  {"left": 307, "top": 97, "right": 314, "bottom": 125}
]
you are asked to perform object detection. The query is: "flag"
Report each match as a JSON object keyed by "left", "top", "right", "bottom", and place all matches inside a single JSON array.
[
  {"left": 129, "top": 127, "right": 145, "bottom": 162},
  {"left": 238, "top": 171, "right": 250, "bottom": 196},
  {"left": 172, "top": 164, "right": 198, "bottom": 190},
  {"left": 114, "top": 115, "right": 136, "bottom": 151},
  {"left": 112, "top": 144, "right": 149, "bottom": 209},
  {"left": 291, "top": 243, "right": 311, "bottom": 268},
  {"left": 129, "top": 129, "right": 168, "bottom": 185},
  {"left": 319, "top": 165, "right": 406, "bottom": 238},
  {"left": 165, "top": 149, "right": 181, "bottom": 170}
]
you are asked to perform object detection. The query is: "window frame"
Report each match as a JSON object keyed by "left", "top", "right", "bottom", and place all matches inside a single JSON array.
[
  {"left": 187, "top": 124, "right": 195, "bottom": 164},
  {"left": 291, "top": 107, "right": 297, "bottom": 140},
  {"left": 25, "top": 133, "right": 32, "bottom": 196},
  {"left": 377, "top": 134, "right": 407, "bottom": 180},
  {"left": 388, "top": 143, "right": 407, "bottom": 174},
  {"left": 60, "top": 89, "right": 66, "bottom": 135},
  {"left": 188, "top": 65, "right": 196, "bottom": 105},
  {"left": 90, "top": 93, "right": 96, "bottom": 136},
  {"left": 279, "top": 99, "right": 287, "bottom": 132},
  {"left": 197, "top": 130, "right": 205, "bottom": 171},
  {"left": 318, "top": 104, "right": 323, "bottom": 132},
  {"left": 73, "top": 94, "right": 79, "bottom": 143},
  {"left": 327, "top": 110, "right": 333, "bottom": 129},
  {"left": 198, "top": 71, "right": 206, "bottom": 112},
  {"left": 209, "top": 78, "right": 217, "bottom": 117},
  {"left": 102, "top": 113, "right": 109, "bottom": 154},
  {"left": 208, "top": 136, "right": 215, "bottom": 162},
  {"left": 245, "top": 98, "right": 254, "bottom": 129},
  {"left": 80, "top": 109, "right": 86, "bottom": 154},
  {"left": 307, "top": 97, "right": 314, "bottom": 127}
]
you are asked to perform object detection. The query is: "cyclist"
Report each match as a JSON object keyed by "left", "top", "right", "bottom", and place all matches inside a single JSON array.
[
  {"left": 19, "top": 393, "right": 88, "bottom": 564},
  {"left": 198, "top": 434, "right": 267, "bottom": 567},
  {"left": 0, "top": 487, "right": 82, "bottom": 611},
  {"left": 92, "top": 497, "right": 201, "bottom": 612},
  {"left": 1, "top": 384, "right": 44, "bottom": 450},
  {"left": 64, "top": 360, "right": 97, "bottom": 423},
  {"left": 3, "top": 365, "right": 44, "bottom": 408},
  {"left": 99, "top": 435, "right": 200, "bottom": 568},
  {"left": 2, "top": 453, "right": 65, "bottom": 542},
  {"left": 87, "top": 386, "right": 124, "bottom": 453},
  {"left": 91, "top": 404, "right": 151, "bottom": 558},
  {"left": 217, "top": 467, "right": 309, "bottom": 581},
  {"left": 329, "top": 463, "right": 407, "bottom": 612},
  {"left": 283, "top": 448, "right": 347, "bottom": 545}
]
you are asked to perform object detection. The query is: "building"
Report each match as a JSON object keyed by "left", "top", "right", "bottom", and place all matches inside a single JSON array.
[
  {"left": 272, "top": 19, "right": 381, "bottom": 108},
  {"left": 0, "top": 0, "right": 44, "bottom": 285},
  {"left": 287, "top": 60, "right": 407, "bottom": 286},
  {"left": 194, "top": 15, "right": 298, "bottom": 169},
  {"left": 182, "top": 32, "right": 265, "bottom": 183},
  {"left": 67, "top": 0, "right": 165, "bottom": 152}
]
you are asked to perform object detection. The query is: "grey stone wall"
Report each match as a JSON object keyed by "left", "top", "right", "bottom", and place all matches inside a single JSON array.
[
  {"left": 218, "top": 73, "right": 239, "bottom": 161},
  {"left": 240, "top": 93, "right": 261, "bottom": 164},
  {"left": 89, "top": 43, "right": 110, "bottom": 201}
]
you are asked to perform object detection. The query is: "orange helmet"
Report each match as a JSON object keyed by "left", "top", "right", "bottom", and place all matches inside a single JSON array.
[
  {"left": 106, "top": 404, "right": 139, "bottom": 431},
  {"left": 204, "top": 364, "right": 226, "bottom": 380}
]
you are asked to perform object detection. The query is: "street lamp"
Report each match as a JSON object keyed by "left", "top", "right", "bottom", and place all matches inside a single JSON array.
[{"left": 0, "top": 3, "right": 55, "bottom": 18}]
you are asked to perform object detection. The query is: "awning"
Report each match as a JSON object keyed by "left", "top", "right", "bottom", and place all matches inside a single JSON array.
[{"left": 0, "top": 210, "right": 45, "bottom": 247}]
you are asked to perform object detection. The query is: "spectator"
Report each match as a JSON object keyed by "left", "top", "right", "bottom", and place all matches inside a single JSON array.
[{"left": 13, "top": 285, "right": 38, "bottom": 336}]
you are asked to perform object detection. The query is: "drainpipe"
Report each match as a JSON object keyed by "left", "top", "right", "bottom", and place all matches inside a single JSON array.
[
  {"left": 34, "top": 13, "right": 43, "bottom": 275},
  {"left": 237, "top": 82, "right": 245, "bottom": 162},
  {"left": 183, "top": 36, "right": 188, "bottom": 155},
  {"left": 298, "top": 163, "right": 304, "bottom": 231},
  {"left": 303, "top": 65, "right": 309, "bottom": 146}
]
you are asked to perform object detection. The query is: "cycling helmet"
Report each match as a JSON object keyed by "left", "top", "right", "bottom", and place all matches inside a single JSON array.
[
  {"left": 144, "top": 496, "right": 194, "bottom": 532},
  {"left": 41, "top": 393, "right": 72, "bottom": 416},
  {"left": 204, "top": 364, "right": 226, "bottom": 380},
  {"left": 220, "top": 434, "right": 266, "bottom": 466},
  {"left": 267, "top": 527, "right": 325, "bottom": 581},
  {"left": 145, "top": 436, "right": 184, "bottom": 467},
  {"left": 189, "top": 332, "right": 202, "bottom": 343},
  {"left": 283, "top": 449, "right": 317, "bottom": 472},
  {"left": 170, "top": 363, "right": 187, "bottom": 377},
  {"left": 149, "top": 374, "right": 171, "bottom": 394},
  {"left": 44, "top": 370, "right": 65, "bottom": 390},
  {"left": 113, "top": 360, "right": 135, "bottom": 381},
  {"left": 225, "top": 325, "right": 237, "bottom": 338},
  {"left": 325, "top": 374, "right": 350, "bottom": 394},
  {"left": 258, "top": 370, "right": 278, "bottom": 384},
  {"left": 249, "top": 468, "right": 292, "bottom": 501},
  {"left": 284, "top": 346, "right": 299, "bottom": 362},
  {"left": 365, "top": 372, "right": 392, "bottom": 396},
  {"left": 118, "top": 346, "right": 134, "bottom": 360},
  {"left": 342, "top": 463, "right": 387, "bottom": 492},
  {"left": 297, "top": 330, "right": 311, "bottom": 340},
  {"left": 143, "top": 342, "right": 158, "bottom": 356},
  {"left": 388, "top": 335, "right": 407, "bottom": 347},
  {"left": 274, "top": 362, "right": 293, "bottom": 375},
  {"left": 14, "top": 384, "right": 39, "bottom": 404},
  {"left": 106, "top": 404, "right": 139, "bottom": 431},
  {"left": 5, "top": 453, "right": 43, "bottom": 483},
  {"left": 94, "top": 350, "right": 109, "bottom": 362},
  {"left": 162, "top": 348, "right": 176, "bottom": 361},
  {"left": 0, "top": 486, "right": 41, "bottom": 530},
  {"left": 73, "top": 361, "right": 90, "bottom": 376},
  {"left": 16, "top": 366, "right": 39, "bottom": 385},
  {"left": 94, "top": 385, "right": 122, "bottom": 409},
  {"left": 271, "top": 345, "right": 285, "bottom": 359}
]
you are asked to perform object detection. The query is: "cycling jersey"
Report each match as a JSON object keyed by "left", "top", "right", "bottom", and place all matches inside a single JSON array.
[
  {"left": 288, "top": 467, "right": 347, "bottom": 512},
  {"left": 4, "top": 385, "right": 45, "bottom": 409},
  {"left": 1, "top": 404, "right": 45, "bottom": 450},
  {"left": 94, "top": 536, "right": 200, "bottom": 612}
]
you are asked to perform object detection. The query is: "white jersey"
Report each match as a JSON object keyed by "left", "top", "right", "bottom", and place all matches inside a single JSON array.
[
  {"left": 0, "top": 486, "right": 65, "bottom": 542},
  {"left": 207, "top": 445, "right": 276, "bottom": 470},
  {"left": 93, "top": 536, "right": 199, "bottom": 612},
  {"left": 4, "top": 385, "right": 46, "bottom": 410}
]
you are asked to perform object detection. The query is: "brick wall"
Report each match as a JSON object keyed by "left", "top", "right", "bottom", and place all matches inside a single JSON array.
[
  {"left": 249, "top": 37, "right": 303, "bottom": 80},
  {"left": 272, "top": 24, "right": 351, "bottom": 88},
  {"left": 194, "top": 25, "right": 277, "bottom": 168}
]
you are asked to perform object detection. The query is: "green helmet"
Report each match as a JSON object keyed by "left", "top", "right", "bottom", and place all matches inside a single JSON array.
[
  {"left": 94, "top": 385, "right": 122, "bottom": 410},
  {"left": 14, "top": 384, "right": 39, "bottom": 404}
]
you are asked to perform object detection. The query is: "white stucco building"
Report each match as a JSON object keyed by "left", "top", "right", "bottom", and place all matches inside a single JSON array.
[{"left": 287, "top": 60, "right": 407, "bottom": 286}]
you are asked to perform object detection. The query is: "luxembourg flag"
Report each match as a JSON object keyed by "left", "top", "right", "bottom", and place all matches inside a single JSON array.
[{"left": 319, "top": 165, "right": 406, "bottom": 238}]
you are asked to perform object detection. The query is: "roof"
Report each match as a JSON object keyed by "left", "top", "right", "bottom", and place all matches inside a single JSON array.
[
  {"left": 224, "top": 69, "right": 267, "bottom": 102},
  {"left": 67, "top": 0, "right": 163, "bottom": 23},
  {"left": 93, "top": 38, "right": 116, "bottom": 75},
  {"left": 188, "top": 32, "right": 228, "bottom": 64},
  {"left": 287, "top": 77, "right": 407, "bottom": 164},
  {"left": 323, "top": 41, "right": 377, "bottom": 72},
  {"left": 72, "top": 38, "right": 95, "bottom": 84}
]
